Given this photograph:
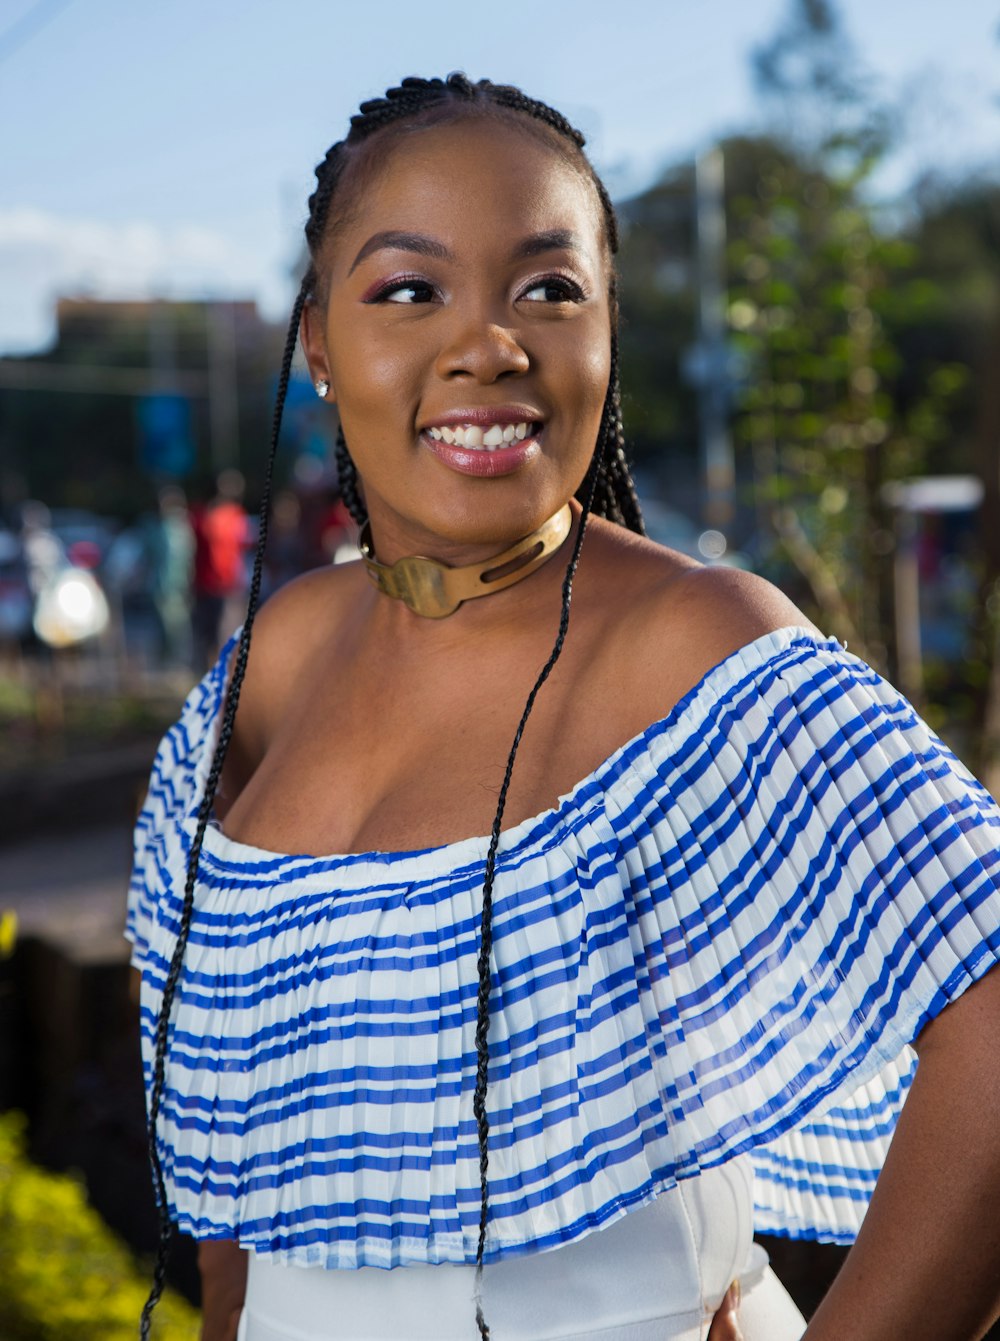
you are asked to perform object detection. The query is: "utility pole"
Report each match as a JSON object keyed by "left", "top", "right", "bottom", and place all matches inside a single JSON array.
[
  {"left": 149, "top": 298, "right": 175, "bottom": 393},
  {"left": 207, "top": 302, "right": 239, "bottom": 473},
  {"left": 694, "top": 147, "right": 735, "bottom": 529}
]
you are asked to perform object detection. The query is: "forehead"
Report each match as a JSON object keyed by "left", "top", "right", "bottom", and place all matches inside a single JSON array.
[{"left": 325, "top": 117, "right": 607, "bottom": 274}]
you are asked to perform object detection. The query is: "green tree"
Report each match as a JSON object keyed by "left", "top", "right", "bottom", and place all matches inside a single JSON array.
[
  {"left": 727, "top": 0, "right": 967, "bottom": 683},
  {"left": 728, "top": 149, "right": 967, "bottom": 672},
  {"left": 900, "top": 180, "right": 1000, "bottom": 782}
]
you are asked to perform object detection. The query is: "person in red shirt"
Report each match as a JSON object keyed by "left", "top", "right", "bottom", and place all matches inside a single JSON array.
[{"left": 190, "top": 468, "right": 250, "bottom": 670}]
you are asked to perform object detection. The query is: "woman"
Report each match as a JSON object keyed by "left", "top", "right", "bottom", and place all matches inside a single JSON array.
[{"left": 128, "top": 76, "right": 1000, "bottom": 1341}]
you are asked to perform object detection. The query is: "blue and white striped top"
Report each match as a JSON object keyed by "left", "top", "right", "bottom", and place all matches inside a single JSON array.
[{"left": 127, "top": 626, "right": 1000, "bottom": 1269}]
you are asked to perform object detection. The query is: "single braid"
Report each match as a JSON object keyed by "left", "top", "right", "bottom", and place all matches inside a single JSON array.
[
  {"left": 139, "top": 281, "right": 307, "bottom": 1336},
  {"left": 470, "top": 376, "right": 613, "bottom": 1338},
  {"left": 140, "top": 73, "right": 644, "bottom": 1339}
]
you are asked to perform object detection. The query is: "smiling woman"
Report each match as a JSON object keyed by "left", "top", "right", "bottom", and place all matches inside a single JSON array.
[{"left": 127, "top": 75, "right": 1000, "bottom": 1341}]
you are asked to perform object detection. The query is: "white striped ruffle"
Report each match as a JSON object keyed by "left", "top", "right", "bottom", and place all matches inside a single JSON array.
[{"left": 127, "top": 627, "right": 1000, "bottom": 1267}]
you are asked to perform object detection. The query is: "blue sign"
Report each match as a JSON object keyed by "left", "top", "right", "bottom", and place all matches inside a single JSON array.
[{"left": 137, "top": 394, "right": 195, "bottom": 478}]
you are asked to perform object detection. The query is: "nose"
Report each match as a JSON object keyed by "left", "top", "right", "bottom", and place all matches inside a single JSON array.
[{"left": 434, "top": 307, "right": 530, "bottom": 383}]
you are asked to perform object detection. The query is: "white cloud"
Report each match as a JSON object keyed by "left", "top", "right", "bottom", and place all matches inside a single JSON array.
[{"left": 0, "top": 208, "right": 292, "bottom": 354}]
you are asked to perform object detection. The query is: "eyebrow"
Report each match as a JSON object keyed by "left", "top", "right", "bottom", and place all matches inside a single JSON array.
[
  {"left": 348, "top": 231, "right": 452, "bottom": 275},
  {"left": 347, "top": 228, "right": 582, "bottom": 275},
  {"left": 510, "top": 229, "right": 579, "bottom": 259}
]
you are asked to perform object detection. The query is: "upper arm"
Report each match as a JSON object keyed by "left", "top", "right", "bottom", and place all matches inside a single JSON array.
[{"left": 913, "top": 961, "right": 1000, "bottom": 1061}]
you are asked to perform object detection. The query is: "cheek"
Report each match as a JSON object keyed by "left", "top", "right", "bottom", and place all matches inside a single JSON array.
[
  {"left": 326, "top": 319, "right": 425, "bottom": 418},
  {"left": 582, "top": 342, "right": 611, "bottom": 403},
  {"left": 561, "top": 326, "right": 612, "bottom": 425}
]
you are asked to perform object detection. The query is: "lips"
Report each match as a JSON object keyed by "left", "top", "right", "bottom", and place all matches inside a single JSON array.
[
  {"left": 418, "top": 407, "right": 545, "bottom": 476},
  {"left": 419, "top": 422, "right": 542, "bottom": 477}
]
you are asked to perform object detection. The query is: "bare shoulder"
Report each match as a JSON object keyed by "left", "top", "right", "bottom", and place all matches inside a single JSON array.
[
  {"left": 248, "top": 560, "right": 364, "bottom": 671},
  {"left": 658, "top": 559, "right": 819, "bottom": 658},
  {"left": 581, "top": 518, "right": 820, "bottom": 719},
  {"left": 224, "top": 560, "right": 367, "bottom": 764}
]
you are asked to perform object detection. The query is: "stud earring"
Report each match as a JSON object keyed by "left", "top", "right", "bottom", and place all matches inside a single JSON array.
[{"left": 315, "top": 378, "right": 330, "bottom": 400}]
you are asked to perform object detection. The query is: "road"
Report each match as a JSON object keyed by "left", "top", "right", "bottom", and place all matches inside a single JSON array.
[{"left": 0, "top": 821, "right": 133, "bottom": 960}]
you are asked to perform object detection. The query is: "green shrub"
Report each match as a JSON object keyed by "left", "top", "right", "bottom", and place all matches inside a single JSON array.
[{"left": 0, "top": 1112, "right": 198, "bottom": 1340}]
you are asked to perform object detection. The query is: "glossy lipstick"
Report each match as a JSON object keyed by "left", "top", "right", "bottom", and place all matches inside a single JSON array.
[{"left": 418, "top": 406, "right": 544, "bottom": 478}]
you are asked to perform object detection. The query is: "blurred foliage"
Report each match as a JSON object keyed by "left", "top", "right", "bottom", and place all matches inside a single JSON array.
[
  {"left": 0, "top": 665, "right": 183, "bottom": 770},
  {"left": 0, "top": 1111, "right": 198, "bottom": 1340},
  {"left": 726, "top": 148, "right": 968, "bottom": 668},
  {"left": 617, "top": 163, "right": 697, "bottom": 466},
  {"left": 616, "top": 0, "right": 998, "bottom": 703}
]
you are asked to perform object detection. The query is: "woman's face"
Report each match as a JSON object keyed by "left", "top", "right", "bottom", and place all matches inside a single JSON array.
[{"left": 302, "top": 116, "right": 613, "bottom": 562}]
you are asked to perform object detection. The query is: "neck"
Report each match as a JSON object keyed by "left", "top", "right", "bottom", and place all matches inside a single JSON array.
[{"left": 359, "top": 504, "right": 574, "bottom": 619}]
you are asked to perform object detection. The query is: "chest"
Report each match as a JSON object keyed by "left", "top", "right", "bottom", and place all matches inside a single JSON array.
[{"left": 222, "top": 619, "right": 656, "bottom": 857}]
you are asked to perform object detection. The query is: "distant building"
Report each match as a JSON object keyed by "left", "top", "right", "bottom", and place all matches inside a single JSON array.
[{"left": 0, "top": 297, "right": 291, "bottom": 516}]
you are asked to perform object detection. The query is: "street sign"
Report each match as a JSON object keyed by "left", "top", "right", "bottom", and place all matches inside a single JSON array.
[{"left": 136, "top": 393, "right": 194, "bottom": 478}]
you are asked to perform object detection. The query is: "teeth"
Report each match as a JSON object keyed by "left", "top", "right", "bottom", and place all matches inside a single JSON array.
[{"left": 424, "top": 421, "right": 535, "bottom": 449}]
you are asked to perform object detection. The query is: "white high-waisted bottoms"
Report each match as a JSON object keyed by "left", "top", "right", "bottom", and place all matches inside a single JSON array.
[{"left": 235, "top": 1160, "right": 807, "bottom": 1340}]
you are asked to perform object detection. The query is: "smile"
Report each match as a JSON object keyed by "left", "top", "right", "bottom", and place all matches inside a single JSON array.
[
  {"left": 425, "top": 421, "right": 537, "bottom": 450},
  {"left": 419, "top": 422, "right": 542, "bottom": 478}
]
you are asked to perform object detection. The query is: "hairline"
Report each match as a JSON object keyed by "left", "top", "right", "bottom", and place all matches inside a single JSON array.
[{"left": 308, "top": 103, "right": 615, "bottom": 306}]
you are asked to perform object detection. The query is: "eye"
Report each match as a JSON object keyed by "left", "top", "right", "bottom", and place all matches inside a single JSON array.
[
  {"left": 364, "top": 277, "right": 437, "bottom": 305},
  {"left": 519, "top": 275, "right": 586, "bottom": 304}
]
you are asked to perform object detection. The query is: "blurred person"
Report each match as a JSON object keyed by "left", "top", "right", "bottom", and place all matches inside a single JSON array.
[
  {"left": 292, "top": 471, "right": 352, "bottom": 570},
  {"left": 19, "top": 500, "right": 63, "bottom": 598},
  {"left": 260, "top": 489, "right": 305, "bottom": 599},
  {"left": 190, "top": 469, "right": 250, "bottom": 671},
  {"left": 128, "top": 75, "right": 1000, "bottom": 1341},
  {"left": 146, "top": 486, "right": 194, "bottom": 666}
]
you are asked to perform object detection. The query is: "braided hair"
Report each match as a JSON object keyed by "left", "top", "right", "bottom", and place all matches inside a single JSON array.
[{"left": 140, "top": 74, "right": 644, "bottom": 1340}]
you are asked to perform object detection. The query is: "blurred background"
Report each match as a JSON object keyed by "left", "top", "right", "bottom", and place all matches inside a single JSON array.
[{"left": 0, "top": 0, "right": 998, "bottom": 1334}]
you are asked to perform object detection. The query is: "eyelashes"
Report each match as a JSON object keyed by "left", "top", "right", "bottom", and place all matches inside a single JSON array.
[
  {"left": 360, "top": 275, "right": 436, "bottom": 304},
  {"left": 359, "top": 271, "right": 589, "bottom": 306},
  {"left": 518, "top": 275, "right": 587, "bottom": 303}
]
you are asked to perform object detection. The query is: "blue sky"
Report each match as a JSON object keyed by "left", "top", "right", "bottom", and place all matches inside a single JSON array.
[{"left": 1, "top": 0, "right": 996, "bottom": 355}]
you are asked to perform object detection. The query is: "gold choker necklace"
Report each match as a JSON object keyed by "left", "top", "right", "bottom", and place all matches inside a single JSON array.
[{"left": 359, "top": 504, "right": 573, "bottom": 619}]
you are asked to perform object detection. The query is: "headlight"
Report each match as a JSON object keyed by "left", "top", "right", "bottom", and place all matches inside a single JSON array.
[{"left": 33, "top": 568, "right": 110, "bottom": 648}]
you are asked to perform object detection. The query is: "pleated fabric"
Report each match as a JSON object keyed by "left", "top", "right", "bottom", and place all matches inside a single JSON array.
[{"left": 127, "top": 626, "right": 1000, "bottom": 1268}]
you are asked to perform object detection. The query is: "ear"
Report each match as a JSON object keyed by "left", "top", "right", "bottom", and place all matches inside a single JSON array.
[{"left": 299, "top": 300, "right": 336, "bottom": 402}]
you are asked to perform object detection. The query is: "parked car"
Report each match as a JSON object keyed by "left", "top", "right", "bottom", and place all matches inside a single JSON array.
[
  {"left": 48, "top": 507, "right": 117, "bottom": 567},
  {"left": 0, "top": 505, "right": 113, "bottom": 650},
  {"left": 0, "top": 530, "right": 32, "bottom": 643}
]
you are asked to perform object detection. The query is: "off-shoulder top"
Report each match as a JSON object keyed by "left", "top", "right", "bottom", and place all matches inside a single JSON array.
[{"left": 127, "top": 627, "right": 1000, "bottom": 1270}]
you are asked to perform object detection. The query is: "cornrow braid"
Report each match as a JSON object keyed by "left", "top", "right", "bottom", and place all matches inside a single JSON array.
[
  {"left": 139, "top": 74, "right": 644, "bottom": 1337},
  {"left": 304, "top": 75, "right": 640, "bottom": 534},
  {"left": 334, "top": 426, "right": 366, "bottom": 528}
]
